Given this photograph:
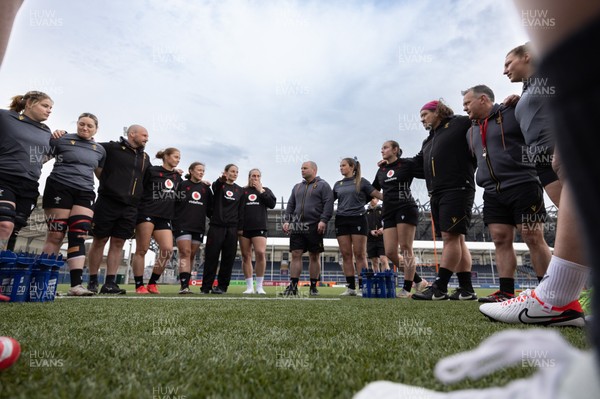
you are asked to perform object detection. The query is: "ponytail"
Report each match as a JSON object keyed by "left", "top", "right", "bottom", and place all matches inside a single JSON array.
[
  {"left": 342, "top": 157, "right": 362, "bottom": 192},
  {"left": 8, "top": 91, "right": 52, "bottom": 113}
]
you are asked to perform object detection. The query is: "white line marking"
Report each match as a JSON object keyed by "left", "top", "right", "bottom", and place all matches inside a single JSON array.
[{"left": 56, "top": 295, "right": 341, "bottom": 301}]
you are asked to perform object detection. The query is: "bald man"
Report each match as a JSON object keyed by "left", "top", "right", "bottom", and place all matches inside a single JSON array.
[{"left": 86, "top": 125, "right": 151, "bottom": 295}]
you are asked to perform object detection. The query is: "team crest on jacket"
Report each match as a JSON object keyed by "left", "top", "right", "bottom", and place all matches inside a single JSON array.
[
  {"left": 192, "top": 191, "right": 201, "bottom": 201},
  {"left": 386, "top": 170, "right": 395, "bottom": 178},
  {"left": 226, "top": 190, "right": 234, "bottom": 197},
  {"left": 248, "top": 194, "right": 257, "bottom": 201},
  {"left": 165, "top": 179, "right": 174, "bottom": 189}
]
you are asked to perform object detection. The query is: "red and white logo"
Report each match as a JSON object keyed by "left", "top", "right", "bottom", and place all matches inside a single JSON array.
[
  {"left": 165, "top": 179, "right": 174, "bottom": 189},
  {"left": 248, "top": 194, "right": 257, "bottom": 201},
  {"left": 226, "top": 190, "right": 234, "bottom": 197},
  {"left": 192, "top": 191, "right": 201, "bottom": 200},
  {"left": 386, "top": 170, "right": 395, "bottom": 178}
]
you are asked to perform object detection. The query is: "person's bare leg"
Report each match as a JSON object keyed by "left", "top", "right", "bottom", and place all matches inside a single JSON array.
[{"left": 534, "top": 184, "right": 590, "bottom": 305}]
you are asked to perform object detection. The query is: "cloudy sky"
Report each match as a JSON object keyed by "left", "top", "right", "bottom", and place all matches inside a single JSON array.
[{"left": 1, "top": 0, "right": 531, "bottom": 208}]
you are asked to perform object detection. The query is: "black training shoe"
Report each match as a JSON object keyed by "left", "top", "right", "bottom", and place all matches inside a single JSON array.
[
  {"left": 87, "top": 281, "right": 98, "bottom": 294},
  {"left": 477, "top": 290, "right": 514, "bottom": 303},
  {"left": 411, "top": 285, "right": 448, "bottom": 301},
  {"left": 278, "top": 285, "right": 298, "bottom": 297},
  {"left": 211, "top": 287, "right": 225, "bottom": 295},
  {"left": 99, "top": 282, "right": 126, "bottom": 295},
  {"left": 449, "top": 287, "right": 478, "bottom": 301},
  {"left": 309, "top": 286, "right": 319, "bottom": 296}
]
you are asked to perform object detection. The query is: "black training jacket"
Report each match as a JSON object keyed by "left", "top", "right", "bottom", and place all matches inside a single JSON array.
[
  {"left": 173, "top": 180, "right": 213, "bottom": 233},
  {"left": 413, "top": 115, "right": 476, "bottom": 195},
  {"left": 97, "top": 137, "right": 150, "bottom": 206},
  {"left": 210, "top": 179, "right": 244, "bottom": 228}
]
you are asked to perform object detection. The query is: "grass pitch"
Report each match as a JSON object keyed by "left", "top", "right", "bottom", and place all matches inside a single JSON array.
[{"left": 0, "top": 285, "right": 589, "bottom": 399}]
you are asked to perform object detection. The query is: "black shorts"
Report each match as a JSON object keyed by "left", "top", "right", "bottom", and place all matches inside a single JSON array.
[
  {"left": 483, "top": 182, "right": 547, "bottom": 226},
  {"left": 289, "top": 223, "right": 324, "bottom": 253},
  {"left": 367, "top": 239, "right": 385, "bottom": 258},
  {"left": 0, "top": 175, "right": 39, "bottom": 227},
  {"left": 335, "top": 215, "right": 368, "bottom": 236},
  {"left": 430, "top": 189, "right": 474, "bottom": 236},
  {"left": 242, "top": 229, "right": 268, "bottom": 239},
  {"left": 42, "top": 177, "right": 95, "bottom": 210},
  {"left": 136, "top": 215, "right": 172, "bottom": 231},
  {"left": 91, "top": 195, "right": 138, "bottom": 240},
  {"left": 174, "top": 230, "right": 204, "bottom": 243},
  {"left": 536, "top": 164, "right": 559, "bottom": 187},
  {"left": 382, "top": 204, "right": 419, "bottom": 229}
]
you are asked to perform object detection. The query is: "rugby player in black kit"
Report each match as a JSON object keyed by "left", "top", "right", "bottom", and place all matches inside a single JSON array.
[
  {"left": 200, "top": 164, "right": 243, "bottom": 294},
  {"left": 173, "top": 162, "right": 212, "bottom": 294}
]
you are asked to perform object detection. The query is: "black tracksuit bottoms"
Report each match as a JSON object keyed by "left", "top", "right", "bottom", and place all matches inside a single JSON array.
[{"left": 201, "top": 225, "right": 238, "bottom": 292}]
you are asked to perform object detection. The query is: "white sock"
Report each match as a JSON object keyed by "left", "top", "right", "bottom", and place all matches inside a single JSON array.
[
  {"left": 245, "top": 278, "right": 253, "bottom": 290},
  {"left": 535, "top": 255, "right": 589, "bottom": 306},
  {"left": 256, "top": 276, "right": 264, "bottom": 289}
]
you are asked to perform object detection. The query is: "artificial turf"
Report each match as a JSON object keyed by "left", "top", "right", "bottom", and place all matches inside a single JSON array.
[{"left": 0, "top": 285, "right": 589, "bottom": 399}]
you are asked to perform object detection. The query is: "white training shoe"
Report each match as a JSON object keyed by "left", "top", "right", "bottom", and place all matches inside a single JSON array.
[
  {"left": 67, "top": 284, "right": 94, "bottom": 296},
  {"left": 242, "top": 288, "right": 255, "bottom": 294},
  {"left": 414, "top": 279, "right": 429, "bottom": 293},
  {"left": 397, "top": 289, "right": 411, "bottom": 298},
  {"left": 340, "top": 288, "right": 357, "bottom": 296},
  {"left": 354, "top": 329, "right": 600, "bottom": 399},
  {"left": 479, "top": 289, "right": 585, "bottom": 327},
  {"left": 256, "top": 287, "right": 266, "bottom": 295}
]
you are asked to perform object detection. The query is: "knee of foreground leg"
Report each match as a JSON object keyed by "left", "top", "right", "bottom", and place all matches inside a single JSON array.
[
  {"left": 68, "top": 215, "right": 92, "bottom": 236},
  {"left": 521, "top": 226, "right": 546, "bottom": 245},
  {"left": 66, "top": 215, "right": 93, "bottom": 259},
  {"left": 66, "top": 231, "right": 86, "bottom": 259}
]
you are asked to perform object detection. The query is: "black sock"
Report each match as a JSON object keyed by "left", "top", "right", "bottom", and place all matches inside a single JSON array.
[
  {"left": 537, "top": 275, "right": 544, "bottom": 282},
  {"left": 70, "top": 269, "right": 83, "bottom": 287},
  {"left": 310, "top": 278, "right": 318, "bottom": 288},
  {"left": 89, "top": 274, "right": 98, "bottom": 284},
  {"left": 290, "top": 278, "right": 299, "bottom": 289},
  {"left": 413, "top": 273, "right": 422, "bottom": 284},
  {"left": 105, "top": 275, "right": 116, "bottom": 284},
  {"left": 358, "top": 277, "right": 363, "bottom": 289},
  {"left": 403, "top": 280, "right": 413, "bottom": 292},
  {"left": 180, "top": 272, "right": 191, "bottom": 289},
  {"left": 134, "top": 276, "right": 144, "bottom": 289},
  {"left": 346, "top": 276, "right": 356, "bottom": 290},
  {"left": 457, "top": 272, "right": 474, "bottom": 292},
  {"left": 499, "top": 277, "right": 515, "bottom": 295},
  {"left": 179, "top": 272, "right": 190, "bottom": 288},
  {"left": 434, "top": 267, "right": 453, "bottom": 292},
  {"left": 148, "top": 273, "right": 161, "bottom": 285}
]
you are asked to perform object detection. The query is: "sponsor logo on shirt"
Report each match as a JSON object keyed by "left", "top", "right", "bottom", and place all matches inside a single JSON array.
[
  {"left": 188, "top": 190, "right": 205, "bottom": 205},
  {"left": 224, "top": 190, "right": 237, "bottom": 201},
  {"left": 385, "top": 169, "right": 397, "bottom": 182}
]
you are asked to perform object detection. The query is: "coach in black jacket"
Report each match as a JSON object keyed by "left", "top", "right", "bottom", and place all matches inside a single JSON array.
[
  {"left": 87, "top": 125, "right": 151, "bottom": 295},
  {"left": 412, "top": 100, "right": 478, "bottom": 301}
]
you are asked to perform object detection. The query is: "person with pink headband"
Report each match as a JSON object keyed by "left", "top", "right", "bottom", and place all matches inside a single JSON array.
[{"left": 411, "top": 99, "right": 479, "bottom": 301}]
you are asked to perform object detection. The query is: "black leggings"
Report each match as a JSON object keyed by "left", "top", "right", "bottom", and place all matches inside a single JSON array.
[{"left": 201, "top": 225, "right": 238, "bottom": 291}]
